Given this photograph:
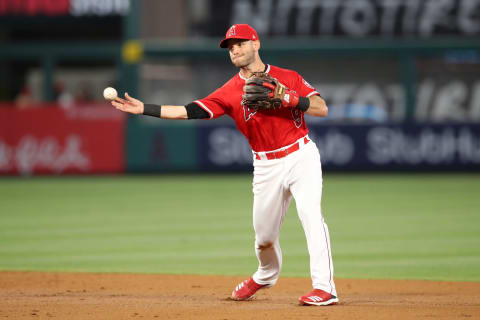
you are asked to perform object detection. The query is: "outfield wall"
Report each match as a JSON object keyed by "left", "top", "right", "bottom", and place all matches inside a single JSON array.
[
  {"left": 193, "top": 121, "right": 480, "bottom": 172},
  {"left": 0, "top": 105, "right": 126, "bottom": 175},
  {"left": 1, "top": 105, "right": 479, "bottom": 175},
  {"left": 128, "top": 118, "right": 480, "bottom": 172}
]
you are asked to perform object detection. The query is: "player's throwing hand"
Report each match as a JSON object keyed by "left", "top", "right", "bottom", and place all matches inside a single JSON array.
[{"left": 111, "top": 93, "right": 144, "bottom": 114}]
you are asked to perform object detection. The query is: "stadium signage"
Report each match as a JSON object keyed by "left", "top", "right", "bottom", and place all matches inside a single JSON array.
[
  {"left": 304, "top": 78, "right": 480, "bottom": 123},
  {"left": 0, "top": 135, "right": 89, "bottom": 175},
  {"left": 199, "top": 123, "right": 480, "bottom": 171},
  {"left": 228, "top": 0, "right": 480, "bottom": 37},
  {"left": 0, "top": 105, "right": 126, "bottom": 175},
  {"left": 367, "top": 126, "right": 480, "bottom": 165},
  {"left": 0, "top": 0, "right": 129, "bottom": 16},
  {"left": 207, "top": 127, "right": 253, "bottom": 166}
]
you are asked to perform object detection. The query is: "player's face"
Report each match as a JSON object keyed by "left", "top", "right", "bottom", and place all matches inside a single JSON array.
[{"left": 227, "top": 39, "right": 256, "bottom": 68}]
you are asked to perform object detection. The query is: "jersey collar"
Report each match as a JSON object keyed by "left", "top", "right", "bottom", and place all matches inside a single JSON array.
[{"left": 238, "top": 64, "right": 270, "bottom": 81}]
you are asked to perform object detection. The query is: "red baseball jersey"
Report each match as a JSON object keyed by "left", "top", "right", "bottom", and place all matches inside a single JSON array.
[{"left": 194, "top": 64, "right": 320, "bottom": 152}]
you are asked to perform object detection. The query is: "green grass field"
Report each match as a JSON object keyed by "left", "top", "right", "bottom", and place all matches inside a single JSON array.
[{"left": 1, "top": 174, "right": 479, "bottom": 282}]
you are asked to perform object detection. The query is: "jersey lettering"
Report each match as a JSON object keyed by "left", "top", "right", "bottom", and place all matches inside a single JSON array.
[
  {"left": 243, "top": 102, "right": 257, "bottom": 122},
  {"left": 291, "top": 108, "right": 303, "bottom": 128}
]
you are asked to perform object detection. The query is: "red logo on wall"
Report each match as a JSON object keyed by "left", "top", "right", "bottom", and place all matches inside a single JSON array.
[{"left": 0, "top": 0, "right": 70, "bottom": 16}]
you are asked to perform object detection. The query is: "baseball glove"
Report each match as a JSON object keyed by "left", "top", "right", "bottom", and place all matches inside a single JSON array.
[{"left": 242, "top": 72, "right": 286, "bottom": 111}]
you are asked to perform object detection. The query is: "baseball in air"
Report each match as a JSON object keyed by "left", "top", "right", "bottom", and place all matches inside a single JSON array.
[{"left": 103, "top": 87, "right": 118, "bottom": 100}]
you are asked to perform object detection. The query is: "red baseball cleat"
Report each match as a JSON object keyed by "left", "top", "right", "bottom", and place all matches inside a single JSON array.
[
  {"left": 231, "top": 277, "right": 268, "bottom": 301},
  {"left": 298, "top": 289, "right": 339, "bottom": 306}
]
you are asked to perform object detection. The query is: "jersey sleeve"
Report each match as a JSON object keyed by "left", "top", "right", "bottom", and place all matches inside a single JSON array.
[
  {"left": 193, "top": 87, "right": 229, "bottom": 119},
  {"left": 293, "top": 73, "right": 321, "bottom": 98}
]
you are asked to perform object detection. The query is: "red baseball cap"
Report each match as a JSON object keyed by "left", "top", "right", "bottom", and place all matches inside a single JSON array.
[{"left": 219, "top": 24, "right": 259, "bottom": 48}]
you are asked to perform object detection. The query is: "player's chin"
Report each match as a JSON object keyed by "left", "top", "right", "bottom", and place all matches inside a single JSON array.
[{"left": 231, "top": 58, "right": 247, "bottom": 68}]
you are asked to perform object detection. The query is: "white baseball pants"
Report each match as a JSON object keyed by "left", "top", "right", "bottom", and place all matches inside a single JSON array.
[{"left": 251, "top": 136, "right": 337, "bottom": 296}]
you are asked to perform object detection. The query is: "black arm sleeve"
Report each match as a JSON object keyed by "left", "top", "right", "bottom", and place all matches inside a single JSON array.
[
  {"left": 185, "top": 103, "right": 210, "bottom": 119},
  {"left": 143, "top": 104, "right": 161, "bottom": 118},
  {"left": 296, "top": 97, "right": 310, "bottom": 112}
]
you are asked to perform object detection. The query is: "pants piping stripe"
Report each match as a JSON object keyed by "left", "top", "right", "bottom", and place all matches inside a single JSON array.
[{"left": 321, "top": 220, "right": 334, "bottom": 294}]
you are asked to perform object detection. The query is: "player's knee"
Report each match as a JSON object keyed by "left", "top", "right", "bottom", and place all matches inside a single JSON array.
[{"left": 256, "top": 241, "right": 273, "bottom": 251}]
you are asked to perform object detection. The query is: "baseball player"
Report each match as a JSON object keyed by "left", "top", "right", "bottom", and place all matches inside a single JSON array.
[{"left": 111, "top": 24, "right": 338, "bottom": 306}]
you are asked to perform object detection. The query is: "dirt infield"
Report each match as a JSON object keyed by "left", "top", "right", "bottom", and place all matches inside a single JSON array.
[{"left": 0, "top": 271, "right": 479, "bottom": 319}]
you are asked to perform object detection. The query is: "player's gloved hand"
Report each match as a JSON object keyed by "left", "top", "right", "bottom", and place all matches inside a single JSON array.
[
  {"left": 242, "top": 72, "right": 299, "bottom": 111},
  {"left": 262, "top": 81, "right": 299, "bottom": 108}
]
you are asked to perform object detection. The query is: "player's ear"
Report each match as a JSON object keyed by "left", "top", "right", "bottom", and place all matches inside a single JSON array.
[{"left": 253, "top": 40, "right": 261, "bottom": 51}]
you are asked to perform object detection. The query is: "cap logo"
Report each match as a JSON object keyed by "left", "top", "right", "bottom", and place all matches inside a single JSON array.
[{"left": 227, "top": 25, "right": 236, "bottom": 37}]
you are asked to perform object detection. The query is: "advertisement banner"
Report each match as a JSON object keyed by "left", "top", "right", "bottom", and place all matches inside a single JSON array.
[
  {"left": 196, "top": 125, "right": 253, "bottom": 172},
  {"left": 0, "top": 104, "right": 126, "bottom": 175},
  {"left": 0, "top": 0, "right": 129, "bottom": 16},
  {"left": 209, "top": 0, "right": 480, "bottom": 38},
  {"left": 196, "top": 122, "right": 480, "bottom": 172}
]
